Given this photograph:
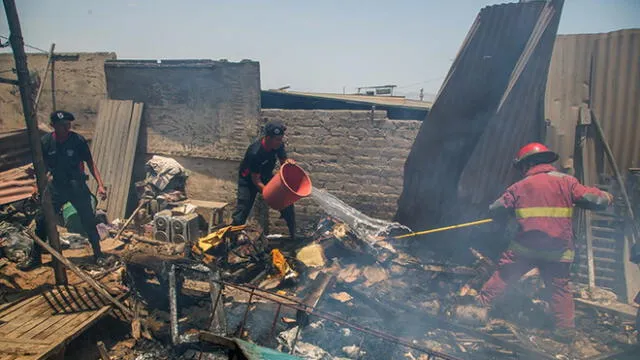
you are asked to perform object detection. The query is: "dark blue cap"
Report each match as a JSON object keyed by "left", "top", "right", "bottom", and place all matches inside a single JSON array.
[
  {"left": 50, "top": 110, "right": 75, "bottom": 123},
  {"left": 265, "top": 121, "right": 286, "bottom": 136}
]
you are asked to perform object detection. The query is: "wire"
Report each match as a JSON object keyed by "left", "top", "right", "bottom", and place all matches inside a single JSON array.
[{"left": 0, "top": 34, "right": 48, "bottom": 53}]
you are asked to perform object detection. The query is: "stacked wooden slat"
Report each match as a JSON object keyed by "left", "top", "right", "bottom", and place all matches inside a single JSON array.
[{"left": 88, "top": 100, "right": 144, "bottom": 222}]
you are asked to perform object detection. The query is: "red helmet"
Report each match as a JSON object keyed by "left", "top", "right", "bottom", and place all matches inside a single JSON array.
[{"left": 514, "top": 142, "right": 558, "bottom": 168}]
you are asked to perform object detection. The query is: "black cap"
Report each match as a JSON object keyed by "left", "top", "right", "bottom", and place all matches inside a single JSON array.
[
  {"left": 264, "top": 121, "right": 286, "bottom": 136},
  {"left": 50, "top": 110, "right": 75, "bottom": 123}
]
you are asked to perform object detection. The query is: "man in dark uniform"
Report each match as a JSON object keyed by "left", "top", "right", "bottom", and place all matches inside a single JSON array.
[
  {"left": 232, "top": 121, "right": 296, "bottom": 241},
  {"left": 20, "top": 111, "right": 108, "bottom": 270}
]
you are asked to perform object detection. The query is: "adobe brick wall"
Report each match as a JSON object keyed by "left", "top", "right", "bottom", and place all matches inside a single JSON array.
[
  {"left": 0, "top": 52, "right": 116, "bottom": 132},
  {"left": 259, "top": 109, "right": 420, "bottom": 234}
]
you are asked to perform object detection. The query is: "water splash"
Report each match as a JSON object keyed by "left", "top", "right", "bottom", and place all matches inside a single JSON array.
[{"left": 310, "top": 188, "right": 411, "bottom": 244}]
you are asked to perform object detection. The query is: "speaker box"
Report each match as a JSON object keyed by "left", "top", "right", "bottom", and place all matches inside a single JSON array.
[
  {"left": 171, "top": 213, "right": 199, "bottom": 245},
  {"left": 153, "top": 210, "right": 173, "bottom": 242}
]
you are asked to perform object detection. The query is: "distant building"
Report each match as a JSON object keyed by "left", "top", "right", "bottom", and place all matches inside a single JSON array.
[{"left": 261, "top": 90, "right": 431, "bottom": 121}]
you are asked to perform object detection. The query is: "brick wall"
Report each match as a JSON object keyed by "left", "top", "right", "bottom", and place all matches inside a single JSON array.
[{"left": 260, "top": 109, "right": 420, "bottom": 233}]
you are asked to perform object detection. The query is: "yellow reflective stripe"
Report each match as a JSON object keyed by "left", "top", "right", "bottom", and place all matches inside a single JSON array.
[
  {"left": 515, "top": 207, "right": 573, "bottom": 219},
  {"left": 508, "top": 241, "right": 575, "bottom": 262}
]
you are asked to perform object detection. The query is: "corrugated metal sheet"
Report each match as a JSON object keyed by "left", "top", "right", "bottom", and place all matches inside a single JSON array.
[
  {"left": 545, "top": 29, "right": 640, "bottom": 177},
  {"left": 0, "top": 164, "right": 35, "bottom": 206},
  {"left": 0, "top": 128, "right": 47, "bottom": 172},
  {"left": 396, "top": 0, "right": 563, "bottom": 258},
  {"left": 545, "top": 29, "right": 640, "bottom": 302}
]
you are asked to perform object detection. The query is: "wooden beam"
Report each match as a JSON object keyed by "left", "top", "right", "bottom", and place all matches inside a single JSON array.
[
  {"left": 96, "top": 341, "right": 110, "bottom": 360},
  {"left": 111, "top": 200, "right": 148, "bottom": 241},
  {"left": 32, "top": 43, "right": 55, "bottom": 132},
  {"left": 3, "top": 0, "right": 67, "bottom": 284},
  {"left": 0, "top": 76, "right": 18, "bottom": 85}
]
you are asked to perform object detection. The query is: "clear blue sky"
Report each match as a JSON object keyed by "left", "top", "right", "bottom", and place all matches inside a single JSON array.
[{"left": 2, "top": 0, "right": 639, "bottom": 99}]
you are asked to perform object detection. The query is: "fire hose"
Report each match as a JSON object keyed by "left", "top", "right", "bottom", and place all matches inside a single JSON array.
[{"left": 394, "top": 218, "right": 493, "bottom": 239}]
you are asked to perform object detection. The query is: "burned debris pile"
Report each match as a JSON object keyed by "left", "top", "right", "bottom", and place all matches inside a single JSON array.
[{"left": 1, "top": 171, "right": 639, "bottom": 360}]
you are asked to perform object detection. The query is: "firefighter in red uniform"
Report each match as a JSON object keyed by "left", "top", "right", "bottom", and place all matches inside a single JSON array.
[{"left": 477, "top": 143, "right": 613, "bottom": 341}]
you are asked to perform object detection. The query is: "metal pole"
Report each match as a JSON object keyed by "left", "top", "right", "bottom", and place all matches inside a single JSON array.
[
  {"left": 169, "top": 264, "right": 179, "bottom": 345},
  {"left": 3, "top": 0, "right": 67, "bottom": 284}
]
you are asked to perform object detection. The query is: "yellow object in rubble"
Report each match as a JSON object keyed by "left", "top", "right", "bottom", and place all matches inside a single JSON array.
[
  {"left": 271, "top": 248, "right": 298, "bottom": 280},
  {"left": 197, "top": 224, "right": 246, "bottom": 253},
  {"left": 271, "top": 248, "right": 291, "bottom": 277}
]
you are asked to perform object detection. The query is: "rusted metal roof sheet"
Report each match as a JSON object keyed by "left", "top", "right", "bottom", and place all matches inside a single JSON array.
[
  {"left": 545, "top": 29, "right": 640, "bottom": 175},
  {"left": 397, "top": 0, "right": 564, "bottom": 248},
  {"left": 0, "top": 164, "right": 35, "bottom": 206}
]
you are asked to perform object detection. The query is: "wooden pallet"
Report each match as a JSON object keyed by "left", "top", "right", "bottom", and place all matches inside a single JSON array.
[{"left": 0, "top": 286, "right": 112, "bottom": 360}]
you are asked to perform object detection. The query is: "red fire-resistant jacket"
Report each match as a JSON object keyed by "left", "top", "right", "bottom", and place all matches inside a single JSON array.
[{"left": 490, "top": 164, "right": 611, "bottom": 262}]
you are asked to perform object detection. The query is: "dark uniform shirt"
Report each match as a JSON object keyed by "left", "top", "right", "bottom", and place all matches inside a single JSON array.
[
  {"left": 41, "top": 132, "right": 91, "bottom": 186},
  {"left": 238, "top": 139, "right": 286, "bottom": 185}
]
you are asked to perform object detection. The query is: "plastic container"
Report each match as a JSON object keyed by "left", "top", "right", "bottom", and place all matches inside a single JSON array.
[{"left": 263, "top": 163, "right": 312, "bottom": 210}]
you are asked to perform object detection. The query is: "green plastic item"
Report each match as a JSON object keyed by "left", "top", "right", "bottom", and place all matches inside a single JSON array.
[{"left": 62, "top": 194, "right": 97, "bottom": 235}]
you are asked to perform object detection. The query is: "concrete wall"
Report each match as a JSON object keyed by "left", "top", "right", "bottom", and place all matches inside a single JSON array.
[
  {"left": 105, "top": 60, "right": 261, "bottom": 161},
  {"left": 0, "top": 52, "right": 116, "bottom": 132},
  {"left": 260, "top": 109, "right": 420, "bottom": 233},
  {"left": 104, "top": 60, "right": 261, "bottom": 211}
]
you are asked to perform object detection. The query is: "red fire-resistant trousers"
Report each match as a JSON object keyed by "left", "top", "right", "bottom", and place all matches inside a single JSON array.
[{"left": 477, "top": 250, "right": 574, "bottom": 328}]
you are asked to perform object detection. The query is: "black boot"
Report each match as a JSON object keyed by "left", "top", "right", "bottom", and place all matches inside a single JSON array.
[{"left": 281, "top": 205, "right": 297, "bottom": 242}]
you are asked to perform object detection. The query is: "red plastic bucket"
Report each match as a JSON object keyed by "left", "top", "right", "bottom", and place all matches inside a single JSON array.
[{"left": 263, "top": 163, "right": 312, "bottom": 210}]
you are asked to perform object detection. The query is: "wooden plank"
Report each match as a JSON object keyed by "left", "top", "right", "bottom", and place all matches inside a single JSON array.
[
  {"left": 0, "top": 338, "right": 51, "bottom": 345},
  {"left": 110, "top": 101, "right": 135, "bottom": 221},
  {"left": 93, "top": 100, "right": 120, "bottom": 214},
  {"left": 38, "top": 307, "right": 110, "bottom": 360},
  {"left": 0, "top": 298, "right": 53, "bottom": 337},
  {"left": 0, "top": 339, "right": 47, "bottom": 356},
  {"left": 0, "top": 296, "right": 45, "bottom": 319},
  {"left": 575, "top": 298, "right": 636, "bottom": 320},
  {"left": 26, "top": 312, "right": 83, "bottom": 341},
  {"left": 87, "top": 99, "right": 108, "bottom": 194},
  {"left": 115, "top": 101, "right": 142, "bottom": 219},
  {"left": 106, "top": 101, "right": 129, "bottom": 221},
  {"left": 39, "top": 312, "right": 93, "bottom": 342},
  {"left": 101, "top": 101, "right": 126, "bottom": 217},
  {"left": 0, "top": 297, "right": 49, "bottom": 329}
]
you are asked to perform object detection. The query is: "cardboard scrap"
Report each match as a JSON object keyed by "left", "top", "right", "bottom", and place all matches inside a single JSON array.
[
  {"left": 296, "top": 243, "right": 326, "bottom": 267},
  {"left": 363, "top": 266, "right": 388, "bottom": 286},
  {"left": 330, "top": 292, "right": 353, "bottom": 303}
]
